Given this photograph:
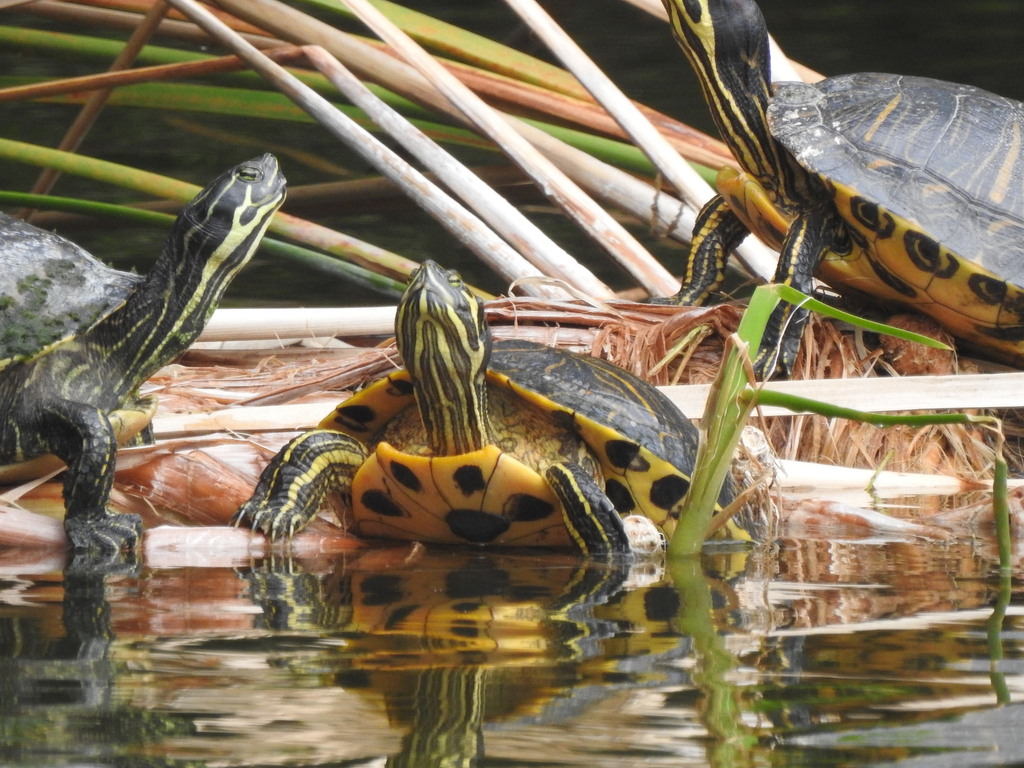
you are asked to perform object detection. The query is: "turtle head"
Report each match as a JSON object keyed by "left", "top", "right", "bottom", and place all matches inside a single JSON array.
[
  {"left": 170, "top": 153, "right": 287, "bottom": 282},
  {"left": 662, "top": 0, "right": 786, "bottom": 188},
  {"left": 122, "top": 154, "right": 285, "bottom": 384},
  {"left": 397, "top": 260, "right": 490, "bottom": 455}
]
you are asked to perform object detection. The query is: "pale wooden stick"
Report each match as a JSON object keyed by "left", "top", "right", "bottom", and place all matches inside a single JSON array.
[
  {"left": 518, "top": 122, "right": 696, "bottom": 277},
  {"left": 663, "top": 371, "right": 1024, "bottom": 417},
  {"left": 337, "top": 0, "right": 668, "bottom": 297},
  {"left": 213, "top": 0, "right": 717, "bottom": 291},
  {"left": 155, "top": 364, "right": 1024, "bottom": 434},
  {"left": 302, "top": 45, "right": 578, "bottom": 296},
  {"left": 503, "top": 0, "right": 706, "bottom": 207},
  {"left": 503, "top": 0, "right": 777, "bottom": 285},
  {"left": 163, "top": 0, "right": 557, "bottom": 297},
  {"left": 199, "top": 306, "right": 396, "bottom": 342}
]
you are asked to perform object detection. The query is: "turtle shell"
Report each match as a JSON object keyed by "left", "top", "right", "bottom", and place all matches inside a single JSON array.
[
  {"left": 320, "top": 339, "right": 735, "bottom": 546},
  {"left": 0, "top": 213, "right": 141, "bottom": 368},
  {"left": 489, "top": 339, "right": 735, "bottom": 529},
  {"left": 767, "top": 73, "right": 1024, "bottom": 352}
]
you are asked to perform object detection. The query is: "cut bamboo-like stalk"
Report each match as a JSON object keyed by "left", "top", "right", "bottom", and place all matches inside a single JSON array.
[
  {"left": 777, "top": 460, "right": 984, "bottom": 493},
  {"left": 663, "top": 371, "right": 1024, "bottom": 418},
  {"left": 517, "top": 119, "right": 693, "bottom": 291},
  {"left": 200, "top": 306, "right": 397, "bottom": 342},
  {"left": 152, "top": 401, "right": 337, "bottom": 437},
  {"left": 338, "top": 0, "right": 663, "bottom": 297},
  {"left": 164, "top": 0, "right": 559, "bottom": 296},
  {"left": 153, "top": 368, "right": 1024, "bottom": 435},
  {"left": 215, "top": 0, "right": 615, "bottom": 297},
  {"left": 213, "top": 0, "right": 727, "bottom": 293},
  {"left": 504, "top": 0, "right": 777, "bottom": 285},
  {"left": 302, "top": 45, "right": 576, "bottom": 296},
  {"left": 504, "top": 0, "right": 710, "bottom": 212}
]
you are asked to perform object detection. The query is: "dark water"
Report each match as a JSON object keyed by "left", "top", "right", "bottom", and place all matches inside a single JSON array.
[
  {"left": 0, "top": 538, "right": 1019, "bottom": 767},
  {"left": 3, "top": 0, "right": 1023, "bottom": 305},
  {"left": 3, "top": 1, "right": 1024, "bottom": 765}
]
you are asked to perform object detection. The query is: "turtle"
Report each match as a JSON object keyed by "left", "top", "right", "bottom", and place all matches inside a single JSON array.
[
  {"left": 658, "top": 0, "right": 1024, "bottom": 376},
  {"left": 0, "top": 153, "right": 286, "bottom": 557},
  {"left": 235, "top": 260, "right": 738, "bottom": 555}
]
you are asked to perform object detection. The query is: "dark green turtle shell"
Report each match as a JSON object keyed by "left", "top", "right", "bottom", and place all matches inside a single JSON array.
[
  {"left": 489, "top": 338, "right": 735, "bottom": 515},
  {"left": 0, "top": 213, "right": 142, "bottom": 366},
  {"left": 769, "top": 73, "right": 1024, "bottom": 283},
  {"left": 765, "top": 73, "right": 1024, "bottom": 357}
]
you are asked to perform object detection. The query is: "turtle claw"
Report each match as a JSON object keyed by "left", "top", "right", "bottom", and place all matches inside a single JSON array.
[
  {"left": 65, "top": 511, "right": 142, "bottom": 556},
  {"left": 65, "top": 547, "right": 140, "bottom": 577},
  {"left": 232, "top": 499, "right": 306, "bottom": 543}
]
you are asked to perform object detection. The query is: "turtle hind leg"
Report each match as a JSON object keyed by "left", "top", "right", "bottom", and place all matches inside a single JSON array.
[
  {"left": 43, "top": 400, "right": 142, "bottom": 560},
  {"left": 755, "top": 204, "right": 843, "bottom": 378},
  {"left": 650, "top": 196, "right": 749, "bottom": 306},
  {"left": 235, "top": 429, "right": 367, "bottom": 541},
  {"left": 545, "top": 463, "right": 631, "bottom": 557}
]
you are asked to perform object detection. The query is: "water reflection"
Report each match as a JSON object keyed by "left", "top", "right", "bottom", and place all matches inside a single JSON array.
[
  {"left": 0, "top": 539, "right": 1019, "bottom": 767},
  {"left": 240, "top": 550, "right": 704, "bottom": 767}
]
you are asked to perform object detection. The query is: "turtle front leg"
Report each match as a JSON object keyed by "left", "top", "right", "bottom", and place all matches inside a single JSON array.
[
  {"left": 42, "top": 400, "right": 143, "bottom": 557},
  {"left": 544, "top": 463, "right": 632, "bottom": 557},
  {"left": 235, "top": 429, "right": 367, "bottom": 541},
  {"left": 756, "top": 204, "right": 841, "bottom": 377},
  {"left": 651, "top": 195, "right": 750, "bottom": 306}
]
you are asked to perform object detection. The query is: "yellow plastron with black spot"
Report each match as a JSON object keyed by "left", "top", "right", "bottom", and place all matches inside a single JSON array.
[{"left": 350, "top": 442, "right": 571, "bottom": 548}]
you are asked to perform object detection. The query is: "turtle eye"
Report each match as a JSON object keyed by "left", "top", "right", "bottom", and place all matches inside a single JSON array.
[{"left": 235, "top": 165, "right": 264, "bottom": 183}]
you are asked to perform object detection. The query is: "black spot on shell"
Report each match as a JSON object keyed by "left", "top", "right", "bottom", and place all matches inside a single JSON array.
[
  {"left": 1001, "top": 290, "right": 1024, "bottom": 321},
  {"left": 446, "top": 509, "right": 511, "bottom": 543},
  {"left": 361, "top": 489, "right": 406, "bottom": 517},
  {"left": 934, "top": 253, "right": 959, "bottom": 280},
  {"left": 605, "top": 478, "right": 636, "bottom": 514},
  {"left": 504, "top": 493, "right": 555, "bottom": 522},
  {"left": 334, "top": 404, "right": 377, "bottom": 433},
  {"left": 649, "top": 474, "right": 690, "bottom": 510},
  {"left": 904, "top": 230, "right": 952, "bottom": 276},
  {"left": 390, "top": 460, "right": 421, "bottom": 491},
  {"left": 850, "top": 196, "right": 895, "bottom": 237},
  {"left": 969, "top": 273, "right": 1008, "bottom": 306},
  {"left": 980, "top": 323, "right": 1024, "bottom": 341},
  {"left": 453, "top": 464, "right": 486, "bottom": 495},
  {"left": 387, "top": 377, "right": 415, "bottom": 396},
  {"left": 868, "top": 256, "right": 917, "bottom": 298},
  {"left": 605, "top": 439, "right": 646, "bottom": 470}
]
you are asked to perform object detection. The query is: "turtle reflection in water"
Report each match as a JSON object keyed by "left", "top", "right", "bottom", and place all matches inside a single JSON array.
[
  {"left": 0, "top": 155, "right": 286, "bottom": 559},
  {"left": 236, "top": 260, "right": 742, "bottom": 555},
  {"left": 244, "top": 551, "right": 714, "bottom": 766}
]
